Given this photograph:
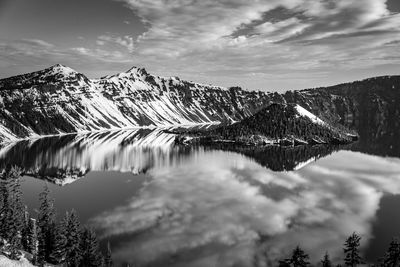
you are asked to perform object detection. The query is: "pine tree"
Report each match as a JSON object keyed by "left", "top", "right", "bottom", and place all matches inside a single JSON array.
[
  {"left": 37, "top": 184, "right": 56, "bottom": 262},
  {"left": 9, "top": 167, "right": 25, "bottom": 236},
  {"left": 49, "top": 217, "right": 68, "bottom": 265},
  {"left": 27, "top": 218, "right": 38, "bottom": 264},
  {"left": 104, "top": 241, "right": 113, "bottom": 267},
  {"left": 21, "top": 206, "right": 30, "bottom": 251},
  {"left": 0, "top": 179, "right": 13, "bottom": 240},
  {"left": 0, "top": 167, "right": 24, "bottom": 255},
  {"left": 8, "top": 233, "right": 21, "bottom": 260},
  {"left": 80, "top": 227, "right": 103, "bottom": 267},
  {"left": 321, "top": 252, "right": 333, "bottom": 267},
  {"left": 381, "top": 238, "right": 400, "bottom": 267},
  {"left": 343, "top": 232, "right": 364, "bottom": 267},
  {"left": 37, "top": 228, "right": 46, "bottom": 267},
  {"left": 65, "top": 210, "right": 82, "bottom": 266},
  {"left": 281, "top": 246, "right": 310, "bottom": 267}
]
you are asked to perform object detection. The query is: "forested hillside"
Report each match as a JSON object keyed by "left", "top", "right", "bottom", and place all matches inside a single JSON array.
[{"left": 179, "top": 103, "right": 354, "bottom": 146}]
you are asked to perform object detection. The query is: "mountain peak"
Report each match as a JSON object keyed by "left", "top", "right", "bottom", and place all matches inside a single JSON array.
[
  {"left": 125, "top": 66, "right": 148, "bottom": 76},
  {"left": 47, "top": 64, "right": 77, "bottom": 75},
  {"left": 51, "top": 63, "right": 66, "bottom": 68}
]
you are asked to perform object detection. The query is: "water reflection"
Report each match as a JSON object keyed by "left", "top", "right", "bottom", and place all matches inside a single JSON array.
[
  {"left": 1, "top": 128, "right": 400, "bottom": 266},
  {"left": 0, "top": 128, "right": 340, "bottom": 184},
  {"left": 204, "top": 143, "right": 343, "bottom": 172},
  {"left": 88, "top": 150, "right": 400, "bottom": 266},
  {"left": 351, "top": 107, "right": 400, "bottom": 158},
  {"left": 0, "top": 129, "right": 182, "bottom": 185}
]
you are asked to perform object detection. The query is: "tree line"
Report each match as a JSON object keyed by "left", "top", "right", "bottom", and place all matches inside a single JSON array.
[
  {"left": 0, "top": 166, "right": 113, "bottom": 266},
  {"left": 277, "top": 232, "right": 400, "bottom": 267}
]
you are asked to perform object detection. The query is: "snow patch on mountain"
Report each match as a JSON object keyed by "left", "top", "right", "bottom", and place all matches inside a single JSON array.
[
  {"left": 295, "top": 104, "right": 325, "bottom": 125},
  {"left": 46, "top": 64, "right": 77, "bottom": 77}
]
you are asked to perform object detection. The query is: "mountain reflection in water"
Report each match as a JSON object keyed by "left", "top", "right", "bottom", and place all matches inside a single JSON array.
[
  {"left": 1, "top": 128, "right": 400, "bottom": 266},
  {"left": 0, "top": 128, "right": 341, "bottom": 183}
]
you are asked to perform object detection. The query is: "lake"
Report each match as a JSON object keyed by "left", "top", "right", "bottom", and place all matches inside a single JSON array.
[{"left": 0, "top": 128, "right": 399, "bottom": 266}]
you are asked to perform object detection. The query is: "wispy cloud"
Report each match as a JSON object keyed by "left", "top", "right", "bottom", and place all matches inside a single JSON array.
[
  {"left": 111, "top": 0, "right": 400, "bottom": 90},
  {"left": 97, "top": 34, "right": 135, "bottom": 52},
  {"left": 1, "top": 0, "right": 400, "bottom": 90}
]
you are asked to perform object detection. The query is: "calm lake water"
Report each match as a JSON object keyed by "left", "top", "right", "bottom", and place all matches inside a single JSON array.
[{"left": 1, "top": 128, "right": 399, "bottom": 267}]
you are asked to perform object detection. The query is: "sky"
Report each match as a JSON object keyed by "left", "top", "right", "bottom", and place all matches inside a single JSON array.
[{"left": 0, "top": 0, "right": 400, "bottom": 92}]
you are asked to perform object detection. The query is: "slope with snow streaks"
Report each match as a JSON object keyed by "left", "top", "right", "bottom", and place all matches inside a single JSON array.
[
  {"left": 295, "top": 104, "right": 325, "bottom": 125},
  {"left": 0, "top": 65, "right": 271, "bottom": 143}
]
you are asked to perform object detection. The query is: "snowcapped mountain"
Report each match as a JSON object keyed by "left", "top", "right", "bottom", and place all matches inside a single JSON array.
[{"left": 0, "top": 64, "right": 271, "bottom": 143}]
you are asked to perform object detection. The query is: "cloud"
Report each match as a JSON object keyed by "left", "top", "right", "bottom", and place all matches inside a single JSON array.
[
  {"left": 70, "top": 46, "right": 132, "bottom": 63},
  {"left": 110, "top": 0, "right": 400, "bottom": 91},
  {"left": 2, "top": 0, "right": 400, "bottom": 90},
  {"left": 121, "top": 0, "right": 396, "bottom": 47},
  {"left": 89, "top": 149, "right": 400, "bottom": 266},
  {"left": 97, "top": 34, "right": 135, "bottom": 52}
]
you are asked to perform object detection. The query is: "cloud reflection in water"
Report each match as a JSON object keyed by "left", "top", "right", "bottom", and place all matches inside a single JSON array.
[{"left": 90, "top": 150, "right": 400, "bottom": 266}]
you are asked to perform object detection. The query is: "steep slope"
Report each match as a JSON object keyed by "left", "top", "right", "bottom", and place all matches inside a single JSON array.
[
  {"left": 96, "top": 67, "right": 269, "bottom": 125},
  {"left": 281, "top": 76, "right": 400, "bottom": 156},
  {"left": 0, "top": 65, "right": 271, "bottom": 143},
  {"left": 0, "top": 64, "right": 137, "bottom": 141},
  {"left": 180, "top": 103, "right": 353, "bottom": 146}
]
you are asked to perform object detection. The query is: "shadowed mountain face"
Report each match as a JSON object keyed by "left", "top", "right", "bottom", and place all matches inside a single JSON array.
[
  {"left": 282, "top": 76, "right": 400, "bottom": 157},
  {"left": 0, "top": 128, "right": 344, "bottom": 185}
]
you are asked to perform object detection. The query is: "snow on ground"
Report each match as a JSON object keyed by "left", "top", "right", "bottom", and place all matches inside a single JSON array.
[
  {"left": 0, "top": 255, "right": 34, "bottom": 267},
  {"left": 295, "top": 104, "right": 325, "bottom": 125}
]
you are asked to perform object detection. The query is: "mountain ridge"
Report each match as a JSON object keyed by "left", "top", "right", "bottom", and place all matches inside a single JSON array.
[
  {"left": 0, "top": 65, "right": 399, "bottom": 151},
  {"left": 0, "top": 64, "right": 271, "bottom": 143}
]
